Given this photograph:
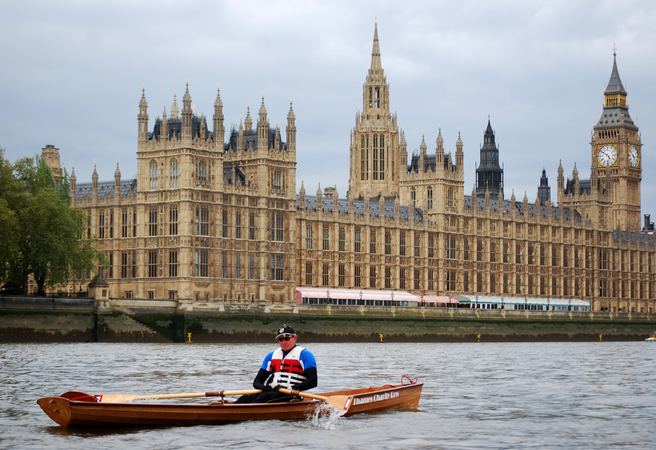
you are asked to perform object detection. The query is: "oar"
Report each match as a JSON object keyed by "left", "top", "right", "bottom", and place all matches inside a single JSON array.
[
  {"left": 95, "top": 389, "right": 262, "bottom": 403},
  {"left": 278, "top": 388, "right": 350, "bottom": 414}
]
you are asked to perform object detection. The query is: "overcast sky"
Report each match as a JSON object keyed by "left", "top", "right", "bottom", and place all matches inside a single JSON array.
[{"left": 1, "top": 0, "right": 655, "bottom": 222}]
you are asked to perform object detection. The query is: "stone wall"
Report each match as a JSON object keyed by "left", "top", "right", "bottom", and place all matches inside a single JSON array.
[{"left": 1, "top": 297, "right": 654, "bottom": 343}]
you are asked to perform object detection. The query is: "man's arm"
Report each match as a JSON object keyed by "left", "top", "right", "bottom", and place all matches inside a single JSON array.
[
  {"left": 292, "top": 366, "right": 317, "bottom": 391},
  {"left": 252, "top": 368, "right": 272, "bottom": 390}
]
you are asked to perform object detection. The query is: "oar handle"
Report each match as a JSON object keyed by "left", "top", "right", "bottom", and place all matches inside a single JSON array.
[
  {"left": 99, "top": 389, "right": 262, "bottom": 403},
  {"left": 278, "top": 388, "right": 328, "bottom": 401}
]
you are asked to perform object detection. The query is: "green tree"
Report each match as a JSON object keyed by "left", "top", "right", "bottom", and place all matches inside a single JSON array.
[{"left": 1, "top": 150, "right": 97, "bottom": 295}]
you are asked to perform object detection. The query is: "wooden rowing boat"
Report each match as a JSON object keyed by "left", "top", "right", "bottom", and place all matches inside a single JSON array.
[{"left": 37, "top": 383, "right": 423, "bottom": 428}]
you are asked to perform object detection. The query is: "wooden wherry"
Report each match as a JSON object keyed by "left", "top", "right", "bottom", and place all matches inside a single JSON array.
[{"left": 37, "top": 382, "right": 423, "bottom": 428}]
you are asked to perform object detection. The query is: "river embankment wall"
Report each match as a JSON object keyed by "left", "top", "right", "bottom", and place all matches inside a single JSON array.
[{"left": 1, "top": 296, "right": 654, "bottom": 343}]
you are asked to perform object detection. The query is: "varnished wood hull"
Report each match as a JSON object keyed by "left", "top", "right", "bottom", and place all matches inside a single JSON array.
[{"left": 37, "top": 383, "right": 423, "bottom": 428}]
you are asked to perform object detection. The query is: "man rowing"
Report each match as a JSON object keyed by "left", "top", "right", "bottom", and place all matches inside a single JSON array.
[{"left": 236, "top": 324, "right": 317, "bottom": 403}]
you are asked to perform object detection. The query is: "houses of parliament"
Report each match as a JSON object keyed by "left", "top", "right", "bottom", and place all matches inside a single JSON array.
[{"left": 43, "top": 25, "right": 655, "bottom": 313}]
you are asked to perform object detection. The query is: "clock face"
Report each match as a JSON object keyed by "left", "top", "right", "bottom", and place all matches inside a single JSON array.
[
  {"left": 597, "top": 145, "right": 617, "bottom": 167},
  {"left": 629, "top": 146, "right": 639, "bottom": 167}
]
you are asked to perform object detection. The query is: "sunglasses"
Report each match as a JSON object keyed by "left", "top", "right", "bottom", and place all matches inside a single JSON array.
[{"left": 276, "top": 334, "right": 294, "bottom": 342}]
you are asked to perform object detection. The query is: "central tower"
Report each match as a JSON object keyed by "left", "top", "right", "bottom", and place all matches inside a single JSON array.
[{"left": 348, "top": 24, "right": 403, "bottom": 200}]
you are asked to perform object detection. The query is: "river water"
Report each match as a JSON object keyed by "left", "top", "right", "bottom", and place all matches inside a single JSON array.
[{"left": 1, "top": 341, "right": 654, "bottom": 449}]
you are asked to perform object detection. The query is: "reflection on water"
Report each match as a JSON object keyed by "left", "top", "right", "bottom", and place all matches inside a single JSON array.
[{"left": 1, "top": 342, "right": 655, "bottom": 449}]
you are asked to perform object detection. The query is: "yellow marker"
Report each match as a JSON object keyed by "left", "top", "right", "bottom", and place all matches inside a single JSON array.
[
  {"left": 475, "top": 333, "right": 481, "bottom": 342},
  {"left": 598, "top": 333, "right": 603, "bottom": 342},
  {"left": 186, "top": 332, "right": 193, "bottom": 343},
  {"left": 378, "top": 333, "right": 384, "bottom": 343}
]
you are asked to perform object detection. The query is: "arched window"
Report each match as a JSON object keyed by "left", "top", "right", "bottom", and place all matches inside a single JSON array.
[
  {"left": 427, "top": 187, "right": 433, "bottom": 210},
  {"left": 411, "top": 188, "right": 416, "bottom": 207},
  {"left": 379, "top": 134, "right": 385, "bottom": 180},
  {"left": 198, "top": 160, "right": 207, "bottom": 183},
  {"left": 170, "top": 159, "right": 178, "bottom": 188},
  {"left": 149, "top": 160, "right": 158, "bottom": 190}
]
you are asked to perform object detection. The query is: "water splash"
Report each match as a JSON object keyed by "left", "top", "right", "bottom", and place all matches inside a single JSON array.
[{"left": 308, "top": 402, "right": 342, "bottom": 429}]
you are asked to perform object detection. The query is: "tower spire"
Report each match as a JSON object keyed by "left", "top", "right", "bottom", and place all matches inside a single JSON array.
[
  {"left": 605, "top": 50, "right": 626, "bottom": 95},
  {"left": 370, "top": 21, "right": 382, "bottom": 71}
]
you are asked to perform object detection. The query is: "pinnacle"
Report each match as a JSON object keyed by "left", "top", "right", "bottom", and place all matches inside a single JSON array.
[{"left": 370, "top": 22, "right": 382, "bottom": 71}]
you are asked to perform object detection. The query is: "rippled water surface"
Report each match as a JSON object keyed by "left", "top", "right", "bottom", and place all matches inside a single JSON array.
[{"left": 1, "top": 341, "right": 654, "bottom": 449}]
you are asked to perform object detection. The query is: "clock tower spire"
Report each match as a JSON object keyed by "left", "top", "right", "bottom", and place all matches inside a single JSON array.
[{"left": 591, "top": 51, "right": 642, "bottom": 230}]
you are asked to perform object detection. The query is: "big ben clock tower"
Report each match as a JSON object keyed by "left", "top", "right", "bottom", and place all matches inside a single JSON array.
[{"left": 591, "top": 52, "right": 642, "bottom": 230}]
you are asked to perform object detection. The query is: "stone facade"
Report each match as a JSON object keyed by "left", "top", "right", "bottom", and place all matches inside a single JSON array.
[{"left": 45, "top": 25, "right": 655, "bottom": 314}]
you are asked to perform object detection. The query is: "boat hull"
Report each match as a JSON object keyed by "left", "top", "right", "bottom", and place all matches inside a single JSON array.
[{"left": 37, "top": 383, "right": 423, "bottom": 428}]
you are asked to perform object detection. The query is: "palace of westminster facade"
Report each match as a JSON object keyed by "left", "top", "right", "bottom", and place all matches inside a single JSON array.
[{"left": 43, "top": 25, "right": 655, "bottom": 313}]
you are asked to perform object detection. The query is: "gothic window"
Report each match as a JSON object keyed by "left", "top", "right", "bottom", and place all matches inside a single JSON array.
[
  {"left": 305, "top": 262, "right": 313, "bottom": 285},
  {"left": 148, "top": 207, "right": 157, "bottom": 236},
  {"left": 446, "top": 271, "right": 457, "bottom": 292},
  {"left": 248, "top": 212, "right": 256, "bottom": 240},
  {"left": 169, "top": 250, "right": 177, "bottom": 277},
  {"left": 249, "top": 254, "right": 255, "bottom": 279},
  {"left": 109, "top": 211, "right": 114, "bottom": 239},
  {"left": 197, "top": 160, "right": 207, "bottom": 183},
  {"left": 148, "top": 250, "right": 157, "bottom": 278},
  {"left": 338, "top": 264, "right": 345, "bottom": 287},
  {"left": 360, "top": 136, "right": 366, "bottom": 181},
  {"left": 368, "top": 87, "right": 373, "bottom": 108},
  {"left": 414, "top": 233, "right": 420, "bottom": 257},
  {"left": 370, "top": 266, "right": 377, "bottom": 288},
  {"left": 270, "top": 254, "right": 284, "bottom": 281},
  {"left": 447, "top": 187, "right": 454, "bottom": 209},
  {"left": 121, "top": 209, "right": 128, "bottom": 238},
  {"left": 384, "top": 231, "right": 392, "bottom": 255},
  {"left": 195, "top": 249, "right": 208, "bottom": 277},
  {"left": 120, "top": 252, "right": 128, "bottom": 279},
  {"left": 338, "top": 226, "right": 346, "bottom": 252},
  {"left": 374, "top": 87, "right": 380, "bottom": 108},
  {"left": 428, "top": 234, "right": 435, "bottom": 258},
  {"left": 98, "top": 211, "right": 105, "bottom": 239},
  {"left": 149, "top": 160, "right": 158, "bottom": 190},
  {"left": 427, "top": 187, "right": 433, "bottom": 210},
  {"left": 306, "top": 225, "right": 313, "bottom": 250},
  {"left": 369, "top": 229, "right": 377, "bottom": 254},
  {"left": 384, "top": 267, "right": 391, "bottom": 289},
  {"left": 373, "top": 135, "right": 379, "bottom": 180},
  {"left": 235, "top": 212, "right": 242, "bottom": 239},
  {"left": 221, "top": 252, "right": 229, "bottom": 278},
  {"left": 399, "top": 268, "right": 406, "bottom": 289},
  {"left": 169, "top": 206, "right": 178, "bottom": 235},
  {"left": 354, "top": 226, "right": 362, "bottom": 253},
  {"left": 170, "top": 159, "right": 179, "bottom": 188},
  {"left": 354, "top": 265, "right": 361, "bottom": 287},
  {"left": 399, "top": 231, "right": 406, "bottom": 256},
  {"left": 222, "top": 210, "right": 229, "bottom": 238},
  {"left": 195, "top": 205, "right": 209, "bottom": 236},
  {"left": 428, "top": 270, "right": 434, "bottom": 291},
  {"left": 272, "top": 170, "right": 282, "bottom": 191},
  {"left": 414, "top": 269, "right": 420, "bottom": 290},
  {"left": 322, "top": 263, "right": 329, "bottom": 286},
  {"left": 271, "top": 211, "right": 284, "bottom": 241},
  {"left": 411, "top": 188, "right": 416, "bottom": 207},
  {"left": 380, "top": 134, "right": 385, "bottom": 180},
  {"left": 235, "top": 254, "right": 241, "bottom": 279},
  {"left": 322, "top": 225, "right": 330, "bottom": 250}
]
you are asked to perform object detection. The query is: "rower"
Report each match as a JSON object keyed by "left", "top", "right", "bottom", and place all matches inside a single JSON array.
[{"left": 235, "top": 324, "right": 317, "bottom": 404}]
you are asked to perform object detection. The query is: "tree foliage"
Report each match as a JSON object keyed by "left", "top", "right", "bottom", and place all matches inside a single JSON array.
[{"left": 0, "top": 147, "right": 97, "bottom": 295}]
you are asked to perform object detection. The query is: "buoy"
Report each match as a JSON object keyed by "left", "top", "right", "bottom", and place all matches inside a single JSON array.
[
  {"left": 598, "top": 333, "right": 603, "bottom": 342},
  {"left": 378, "top": 332, "right": 384, "bottom": 343},
  {"left": 186, "top": 332, "right": 193, "bottom": 343},
  {"left": 475, "top": 333, "right": 481, "bottom": 342}
]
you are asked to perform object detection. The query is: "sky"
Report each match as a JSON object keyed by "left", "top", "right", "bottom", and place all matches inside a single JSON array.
[{"left": 1, "top": 0, "right": 655, "bottom": 222}]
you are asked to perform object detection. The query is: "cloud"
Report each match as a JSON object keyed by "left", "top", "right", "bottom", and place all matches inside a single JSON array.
[{"left": 1, "top": 0, "right": 655, "bottom": 218}]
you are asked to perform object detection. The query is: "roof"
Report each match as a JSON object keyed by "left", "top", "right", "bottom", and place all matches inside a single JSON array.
[
  {"left": 75, "top": 179, "right": 137, "bottom": 201},
  {"left": 297, "top": 195, "right": 423, "bottom": 222},
  {"left": 463, "top": 195, "right": 581, "bottom": 222}
]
